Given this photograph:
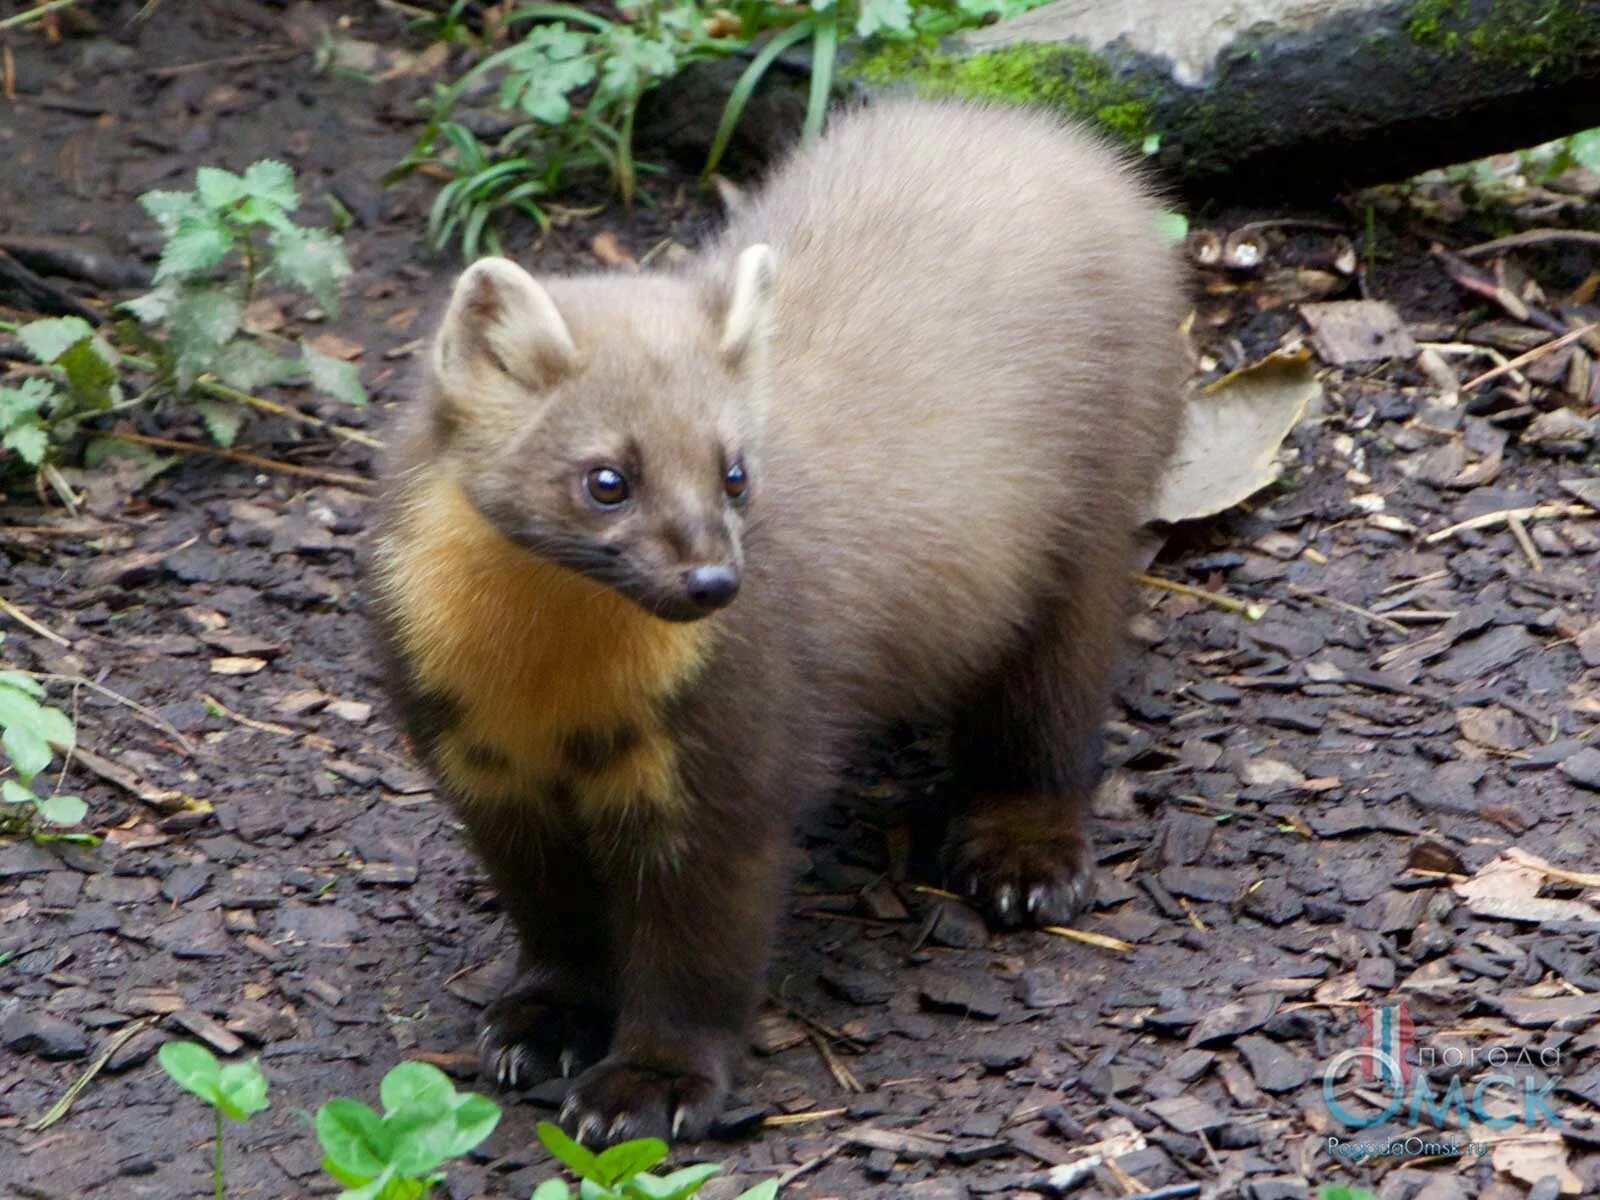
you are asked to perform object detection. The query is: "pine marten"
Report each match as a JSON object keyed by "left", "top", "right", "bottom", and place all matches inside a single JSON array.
[{"left": 370, "top": 99, "right": 1186, "bottom": 1146}]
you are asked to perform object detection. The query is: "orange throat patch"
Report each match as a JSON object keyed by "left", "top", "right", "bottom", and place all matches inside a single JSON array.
[{"left": 375, "top": 470, "right": 713, "bottom": 815}]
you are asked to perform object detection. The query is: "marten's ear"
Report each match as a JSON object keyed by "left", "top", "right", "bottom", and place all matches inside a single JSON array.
[
  {"left": 433, "top": 257, "right": 579, "bottom": 391},
  {"left": 718, "top": 244, "right": 776, "bottom": 368}
]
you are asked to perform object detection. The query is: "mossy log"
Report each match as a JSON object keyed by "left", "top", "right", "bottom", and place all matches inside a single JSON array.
[{"left": 850, "top": 0, "right": 1600, "bottom": 200}]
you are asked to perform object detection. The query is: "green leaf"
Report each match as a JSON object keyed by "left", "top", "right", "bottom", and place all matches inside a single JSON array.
[
  {"left": 0, "top": 378, "right": 58, "bottom": 426},
  {"left": 17, "top": 317, "right": 94, "bottom": 366},
  {"left": 303, "top": 346, "right": 367, "bottom": 406},
  {"left": 1, "top": 778, "right": 36, "bottom": 805},
  {"left": 1155, "top": 211, "right": 1189, "bottom": 243},
  {"left": 321, "top": 1156, "right": 374, "bottom": 1188},
  {"left": 122, "top": 283, "right": 179, "bottom": 326},
  {"left": 317, "top": 1098, "right": 392, "bottom": 1179},
  {"left": 195, "top": 399, "right": 246, "bottom": 448},
  {"left": 1570, "top": 128, "right": 1600, "bottom": 174},
  {"left": 444, "top": 1092, "right": 502, "bottom": 1157},
  {"left": 33, "top": 794, "right": 87, "bottom": 827},
  {"left": 498, "top": 26, "right": 596, "bottom": 125},
  {"left": 156, "top": 214, "right": 235, "bottom": 283},
  {"left": 241, "top": 159, "right": 300, "bottom": 211},
  {"left": 596, "top": 1139, "right": 669, "bottom": 1186},
  {"left": 733, "top": 1181, "right": 778, "bottom": 1200},
  {"left": 532, "top": 1181, "right": 573, "bottom": 1200},
  {"left": 596, "top": 29, "right": 679, "bottom": 104},
  {"left": 56, "top": 336, "right": 120, "bottom": 411},
  {"left": 537, "top": 1122, "right": 605, "bottom": 1184},
  {"left": 159, "top": 1041, "right": 225, "bottom": 1107},
  {"left": 139, "top": 189, "right": 205, "bottom": 235},
  {"left": 166, "top": 287, "right": 245, "bottom": 392},
  {"left": 640, "top": 1164, "right": 721, "bottom": 1200},
  {"left": 332, "top": 1163, "right": 399, "bottom": 1200},
  {"left": 214, "top": 339, "right": 297, "bottom": 391},
  {"left": 2, "top": 422, "right": 49, "bottom": 466},
  {"left": 3, "top": 724, "right": 52, "bottom": 785},
  {"left": 0, "top": 673, "right": 44, "bottom": 697},
  {"left": 380, "top": 1061, "right": 456, "bottom": 1117},
  {"left": 269, "top": 224, "right": 352, "bottom": 312},
  {"left": 217, "top": 1059, "right": 270, "bottom": 1120},
  {"left": 195, "top": 166, "right": 249, "bottom": 210},
  {"left": 855, "top": 0, "right": 912, "bottom": 37}
]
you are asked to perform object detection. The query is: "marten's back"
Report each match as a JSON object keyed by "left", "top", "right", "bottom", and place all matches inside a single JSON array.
[{"left": 705, "top": 102, "right": 1187, "bottom": 721}]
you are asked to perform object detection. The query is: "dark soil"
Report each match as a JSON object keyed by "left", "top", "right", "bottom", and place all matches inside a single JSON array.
[{"left": 2, "top": 4, "right": 1599, "bottom": 1200}]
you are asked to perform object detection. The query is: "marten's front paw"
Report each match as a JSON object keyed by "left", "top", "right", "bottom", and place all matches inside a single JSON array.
[
  {"left": 560, "top": 1053, "right": 727, "bottom": 1145},
  {"left": 946, "top": 803, "right": 1096, "bottom": 930},
  {"left": 478, "top": 985, "right": 610, "bottom": 1091}
]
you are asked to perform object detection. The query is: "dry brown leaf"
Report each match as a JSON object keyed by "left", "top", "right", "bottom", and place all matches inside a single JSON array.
[
  {"left": 1453, "top": 851, "right": 1600, "bottom": 923},
  {"left": 1300, "top": 299, "right": 1419, "bottom": 365},
  {"left": 591, "top": 231, "right": 637, "bottom": 269},
  {"left": 242, "top": 298, "right": 286, "bottom": 334},
  {"left": 1492, "top": 1133, "right": 1582, "bottom": 1193},
  {"left": 1145, "top": 347, "right": 1318, "bottom": 524},
  {"left": 210, "top": 656, "right": 267, "bottom": 676},
  {"left": 310, "top": 332, "right": 364, "bottom": 361}
]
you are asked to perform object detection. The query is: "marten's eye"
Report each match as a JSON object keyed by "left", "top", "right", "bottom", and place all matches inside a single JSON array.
[
  {"left": 724, "top": 460, "right": 749, "bottom": 504},
  {"left": 584, "top": 466, "right": 630, "bottom": 508}
]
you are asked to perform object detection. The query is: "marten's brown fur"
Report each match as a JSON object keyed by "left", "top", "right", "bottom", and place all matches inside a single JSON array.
[{"left": 370, "top": 100, "right": 1186, "bottom": 1146}]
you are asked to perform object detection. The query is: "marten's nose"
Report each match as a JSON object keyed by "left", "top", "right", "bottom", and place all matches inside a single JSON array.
[{"left": 684, "top": 564, "right": 740, "bottom": 611}]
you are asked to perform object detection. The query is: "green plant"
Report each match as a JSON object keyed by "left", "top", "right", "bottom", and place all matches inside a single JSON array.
[
  {"left": 0, "top": 657, "right": 89, "bottom": 843},
  {"left": 1317, "top": 1188, "right": 1380, "bottom": 1200},
  {"left": 158, "top": 1041, "right": 270, "bottom": 1200},
  {"left": 126, "top": 159, "right": 366, "bottom": 442},
  {"left": 315, "top": 1060, "right": 500, "bottom": 1199},
  {"left": 531, "top": 1122, "right": 777, "bottom": 1200},
  {"left": 0, "top": 316, "right": 124, "bottom": 480},
  {"left": 400, "top": 0, "right": 1052, "bottom": 257}
]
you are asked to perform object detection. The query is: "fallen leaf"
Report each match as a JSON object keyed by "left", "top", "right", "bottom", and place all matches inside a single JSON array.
[
  {"left": 1492, "top": 1132, "right": 1582, "bottom": 1193},
  {"left": 1239, "top": 759, "right": 1307, "bottom": 789},
  {"left": 210, "top": 656, "right": 267, "bottom": 676},
  {"left": 1453, "top": 852, "right": 1600, "bottom": 923},
  {"left": 591, "top": 231, "right": 636, "bottom": 269},
  {"left": 1300, "top": 300, "right": 1418, "bottom": 365},
  {"left": 242, "top": 298, "right": 286, "bottom": 334},
  {"left": 310, "top": 332, "right": 364, "bottom": 361},
  {"left": 1145, "top": 347, "right": 1319, "bottom": 524}
]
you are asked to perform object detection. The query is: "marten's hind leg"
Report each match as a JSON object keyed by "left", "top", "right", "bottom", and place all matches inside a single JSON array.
[{"left": 945, "top": 562, "right": 1126, "bottom": 929}]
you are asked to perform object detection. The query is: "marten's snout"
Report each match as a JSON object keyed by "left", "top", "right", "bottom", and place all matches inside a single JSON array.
[{"left": 684, "top": 564, "right": 740, "bottom": 611}]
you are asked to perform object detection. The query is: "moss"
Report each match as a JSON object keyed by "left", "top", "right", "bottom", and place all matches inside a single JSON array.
[
  {"left": 1404, "top": 0, "right": 1468, "bottom": 49},
  {"left": 848, "top": 40, "right": 1155, "bottom": 146},
  {"left": 1403, "top": 0, "right": 1600, "bottom": 75}
]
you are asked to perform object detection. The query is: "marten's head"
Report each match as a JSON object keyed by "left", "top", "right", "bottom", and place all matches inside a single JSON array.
[{"left": 420, "top": 249, "right": 775, "bottom": 623}]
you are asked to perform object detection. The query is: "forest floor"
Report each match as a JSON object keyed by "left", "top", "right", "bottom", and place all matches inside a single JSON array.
[{"left": 1, "top": 4, "right": 1598, "bottom": 1200}]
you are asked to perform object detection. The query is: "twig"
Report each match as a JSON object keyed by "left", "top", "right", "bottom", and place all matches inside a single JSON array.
[
  {"left": 1133, "top": 572, "right": 1267, "bottom": 619},
  {"left": 112, "top": 349, "right": 384, "bottom": 450},
  {"left": 145, "top": 47, "right": 301, "bottom": 77},
  {"left": 28, "top": 671, "right": 196, "bottom": 756},
  {"left": 761, "top": 1108, "right": 848, "bottom": 1128},
  {"left": 1505, "top": 847, "right": 1600, "bottom": 889},
  {"left": 1461, "top": 230, "right": 1600, "bottom": 257},
  {"left": 201, "top": 693, "right": 296, "bottom": 737},
  {"left": 1288, "top": 585, "right": 1407, "bottom": 635},
  {"left": 1423, "top": 503, "right": 1592, "bottom": 544},
  {"left": 1507, "top": 514, "right": 1543, "bottom": 573},
  {"left": 1041, "top": 925, "right": 1134, "bottom": 954},
  {"left": 0, "top": 594, "right": 70, "bottom": 645},
  {"left": 26, "top": 1018, "right": 153, "bottom": 1132},
  {"left": 775, "top": 1143, "right": 842, "bottom": 1189},
  {"left": 105, "top": 430, "right": 372, "bottom": 488},
  {"left": 0, "top": 0, "right": 78, "bottom": 32},
  {"left": 1460, "top": 323, "right": 1597, "bottom": 392},
  {"left": 808, "top": 1030, "right": 864, "bottom": 1093}
]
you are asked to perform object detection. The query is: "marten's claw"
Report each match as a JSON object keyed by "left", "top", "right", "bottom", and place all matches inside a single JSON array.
[
  {"left": 946, "top": 807, "right": 1096, "bottom": 931},
  {"left": 561, "top": 1054, "right": 726, "bottom": 1145},
  {"left": 478, "top": 984, "right": 610, "bottom": 1092}
]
